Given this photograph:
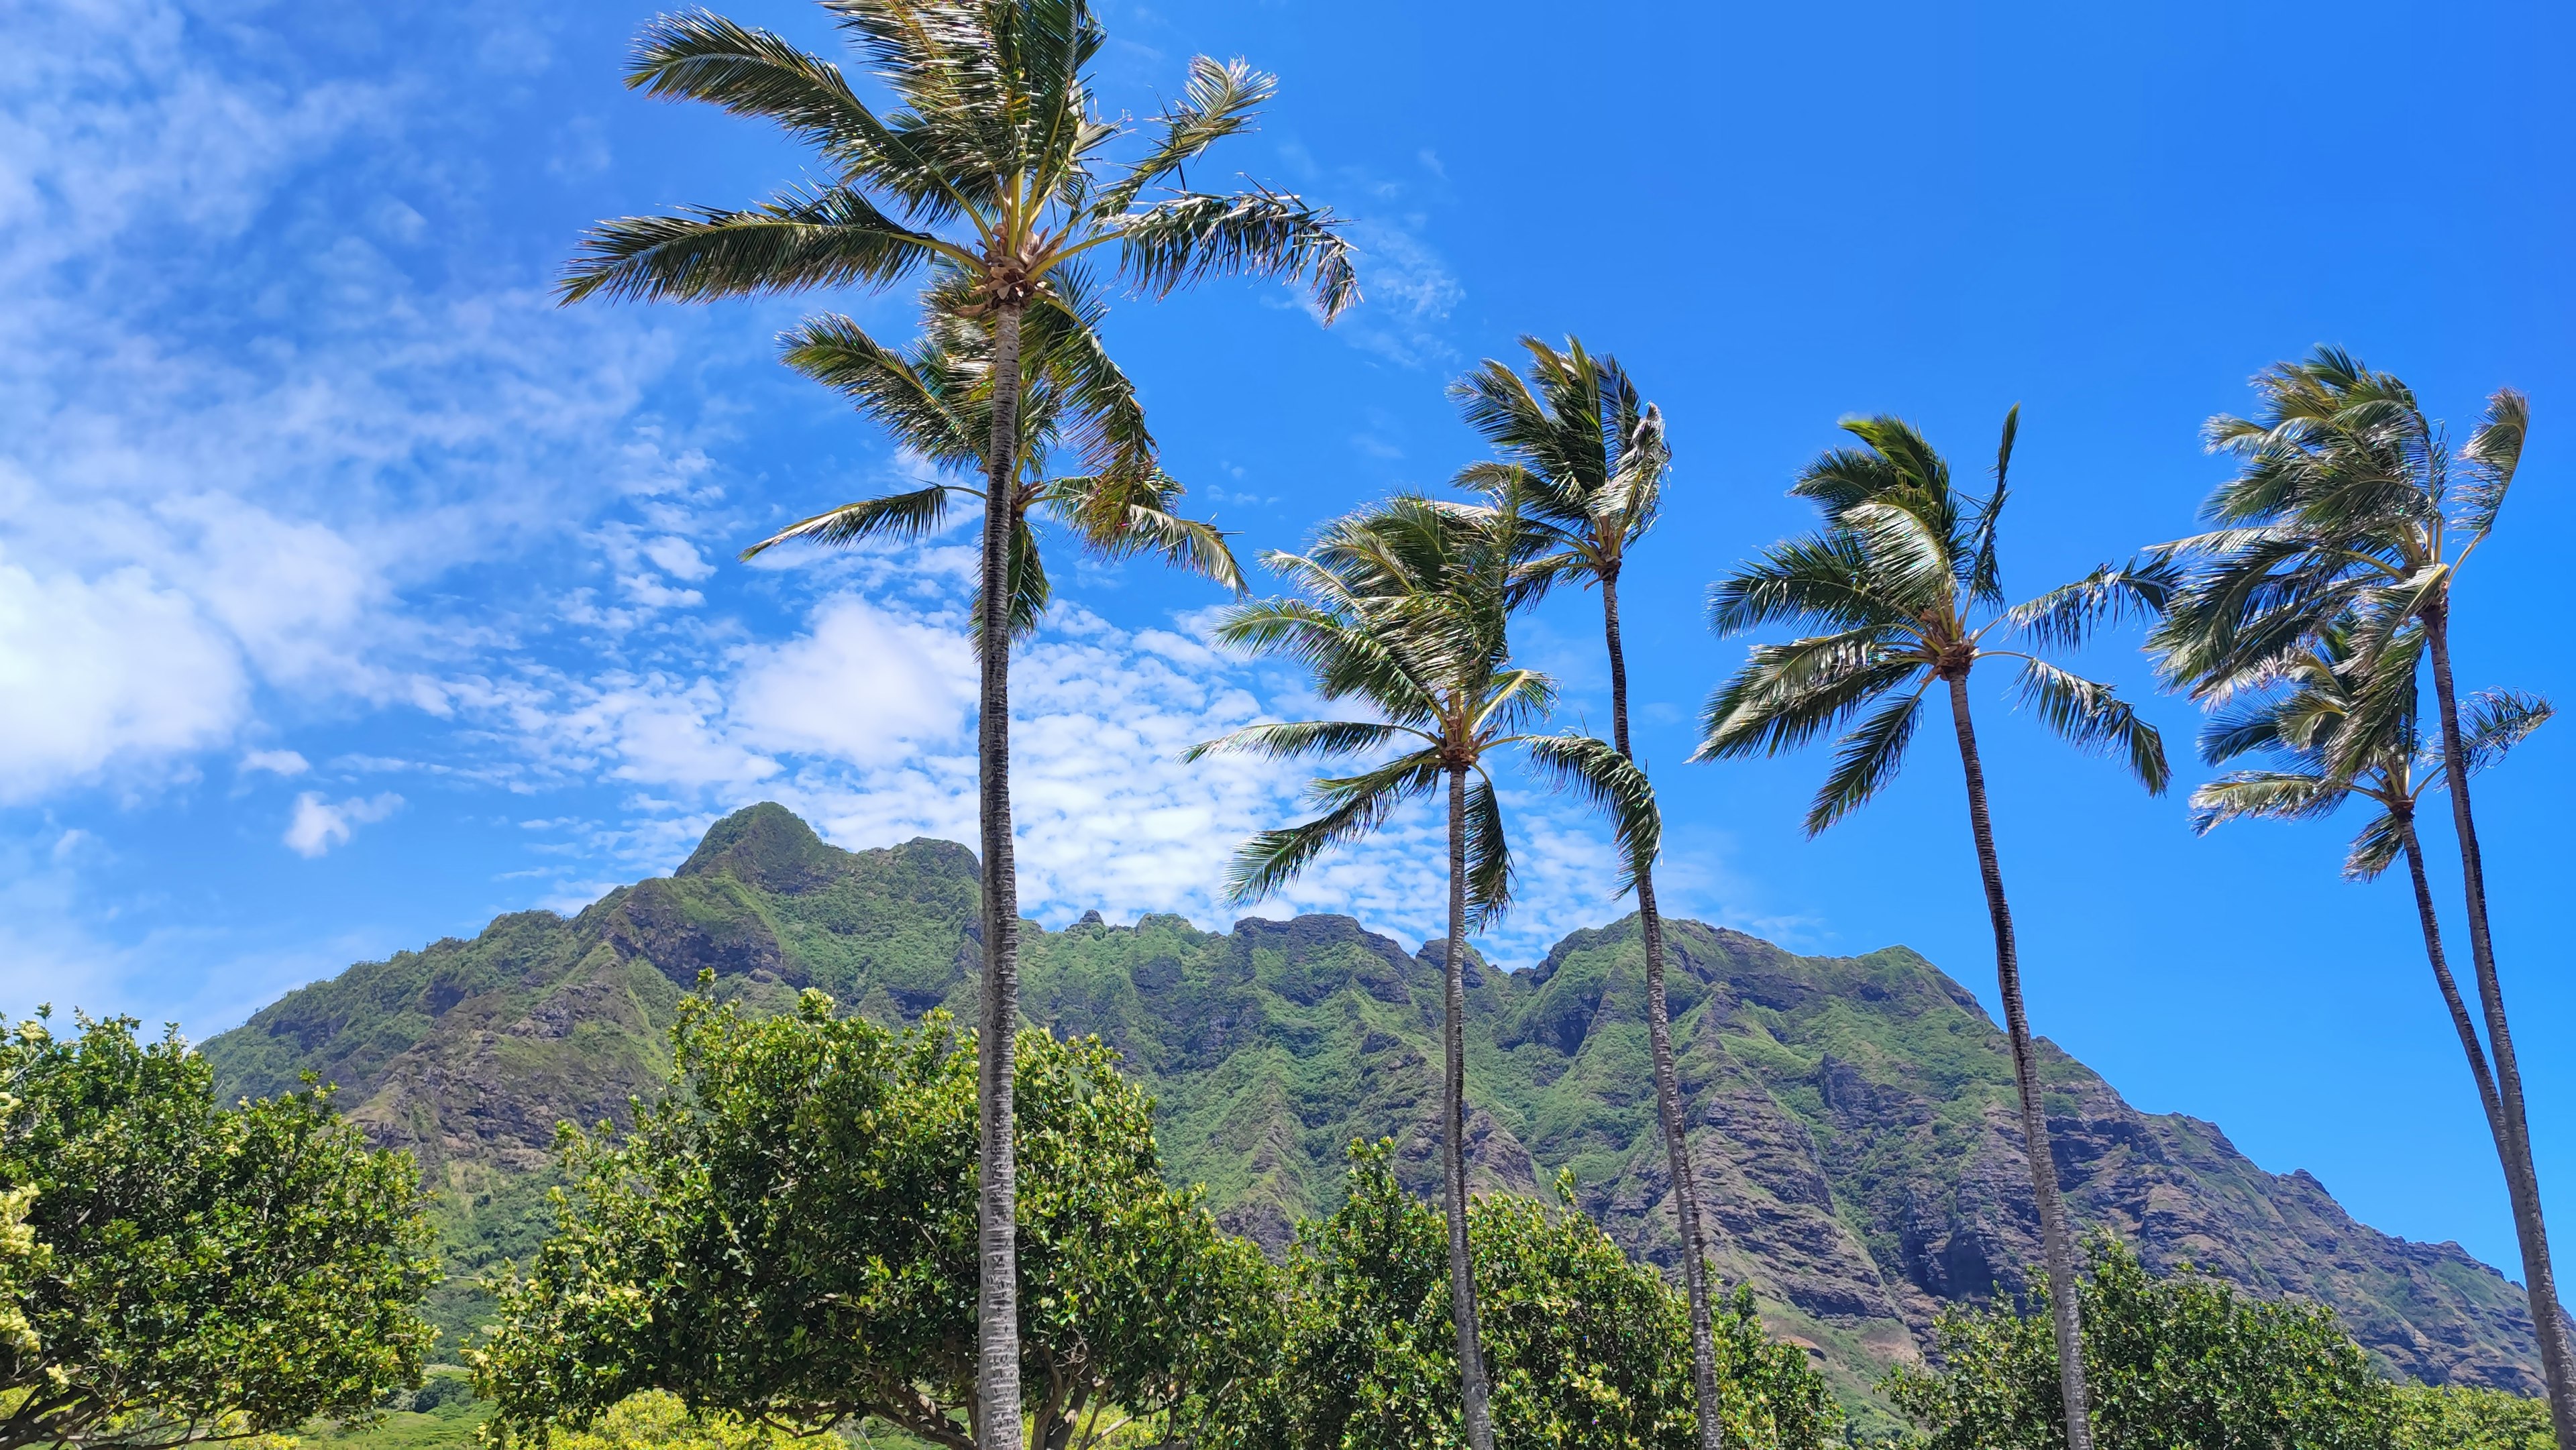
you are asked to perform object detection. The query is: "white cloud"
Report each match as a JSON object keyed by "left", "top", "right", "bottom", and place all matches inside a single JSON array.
[
  {"left": 282, "top": 791, "right": 404, "bottom": 858},
  {"left": 239, "top": 749, "right": 309, "bottom": 777}
]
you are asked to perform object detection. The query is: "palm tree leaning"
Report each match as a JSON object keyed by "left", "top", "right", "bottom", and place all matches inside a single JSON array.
[
  {"left": 1186, "top": 495, "right": 1658, "bottom": 1450},
  {"left": 1697, "top": 410, "right": 2169, "bottom": 1450},
  {"left": 1450, "top": 335, "right": 1727, "bottom": 1450},
  {"left": 561, "top": 7, "right": 1353, "bottom": 1445},
  {"left": 2190, "top": 621, "right": 2550, "bottom": 1201},
  {"left": 2148, "top": 348, "right": 2573, "bottom": 1445}
]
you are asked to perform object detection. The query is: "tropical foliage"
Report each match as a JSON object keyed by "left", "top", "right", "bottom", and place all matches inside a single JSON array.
[
  {"left": 1889, "top": 1238, "right": 2399, "bottom": 1450},
  {"left": 1208, "top": 1141, "right": 1838, "bottom": 1450},
  {"left": 0, "top": 1012, "right": 437, "bottom": 1450},
  {"left": 474, "top": 990, "right": 1274, "bottom": 1450}
]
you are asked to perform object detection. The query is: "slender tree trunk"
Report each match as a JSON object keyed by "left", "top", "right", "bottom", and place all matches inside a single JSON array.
[
  {"left": 2398, "top": 820, "right": 2507, "bottom": 1144},
  {"left": 1444, "top": 765, "right": 1497, "bottom": 1450},
  {"left": 1602, "top": 575, "right": 1726, "bottom": 1450},
  {"left": 976, "top": 298, "right": 1027, "bottom": 1450},
  {"left": 1944, "top": 675, "right": 2092, "bottom": 1450},
  {"left": 2426, "top": 606, "right": 2576, "bottom": 1447}
]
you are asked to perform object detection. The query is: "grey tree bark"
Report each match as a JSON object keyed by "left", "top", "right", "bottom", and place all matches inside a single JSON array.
[
  {"left": 1444, "top": 764, "right": 1497, "bottom": 1450},
  {"left": 1601, "top": 575, "right": 1726, "bottom": 1450},
  {"left": 2397, "top": 819, "right": 2507, "bottom": 1144},
  {"left": 2425, "top": 606, "right": 2576, "bottom": 1450},
  {"left": 1944, "top": 673, "right": 2092, "bottom": 1450},
  {"left": 975, "top": 298, "right": 1026, "bottom": 1450}
]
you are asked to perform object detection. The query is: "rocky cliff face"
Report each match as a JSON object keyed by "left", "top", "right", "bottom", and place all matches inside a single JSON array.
[{"left": 203, "top": 803, "right": 2552, "bottom": 1415}]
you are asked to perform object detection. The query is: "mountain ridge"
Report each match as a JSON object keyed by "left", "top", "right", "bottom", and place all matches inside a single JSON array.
[{"left": 201, "top": 802, "right": 2555, "bottom": 1420}]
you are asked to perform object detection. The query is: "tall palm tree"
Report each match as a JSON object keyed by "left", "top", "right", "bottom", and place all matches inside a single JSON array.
[
  {"left": 1185, "top": 494, "right": 1658, "bottom": 1450},
  {"left": 2148, "top": 348, "right": 2571, "bottom": 1445},
  {"left": 1449, "top": 335, "right": 1728, "bottom": 1449},
  {"left": 2190, "top": 622, "right": 2549, "bottom": 1209},
  {"left": 562, "top": 7, "right": 1352, "bottom": 1443},
  {"left": 1697, "top": 411, "right": 2169, "bottom": 1450}
]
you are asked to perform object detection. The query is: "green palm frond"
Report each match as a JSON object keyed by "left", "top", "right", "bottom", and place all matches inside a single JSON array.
[
  {"left": 1095, "top": 56, "right": 1274, "bottom": 213},
  {"left": 561, "top": 186, "right": 950, "bottom": 304},
  {"left": 1179, "top": 720, "right": 1420, "bottom": 765},
  {"left": 1461, "top": 773, "right": 1513, "bottom": 927},
  {"left": 1707, "top": 532, "right": 1907, "bottom": 637},
  {"left": 781, "top": 314, "right": 982, "bottom": 467},
  {"left": 2343, "top": 809, "right": 2410, "bottom": 883},
  {"left": 1695, "top": 632, "right": 1920, "bottom": 762},
  {"left": 2459, "top": 689, "right": 2552, "bottom": 775},
  {"left": 1966, "top": 405, "right": 2017, "bottom": 608},
  {"left": 1517, "top": 734, "right": 1661, "bottom": 893},
  {"left": 1805, "top": 687, "right": 1927, "bottom": 835},
  {"left": 2188, "top": 770, "right": 2345, "bottom": 832},
  {"left": 2457, "top": 387, "right": 2528, "bottom": 540},
  {"left": 1219, "top": 748, "right": 1445, "bottom": 904},
  {"left": 1111, "top": 187, "right": 1358, "bottom": 321},
  {"left": 740, "top": 484, "right": 955, "bottom": 559},
  {"left": 2011, "top": 659, "right": 2169, "bottom": 793},
  {"left": 2004, "top": 559, "right": 2178, "bottom": 653}
]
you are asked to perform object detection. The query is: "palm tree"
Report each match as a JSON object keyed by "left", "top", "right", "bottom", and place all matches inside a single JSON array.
[
  {"left": 2149, "top": 348, "right": 2573, "bottom": 1445},
  {"left": 2190, "top": 622, "right": 2549, "bottom": 1221},
  {"left": 561, "top": 7, "right": 1353, "bottom": 1443},
  {"left": 1449, "top": 335, "right": 1727, "bottom": 1449},
  {"left": 1697, "top": 410, "right": 2169, "bottom": 1450},
  {"left": 1185, "top": 494, "right": 1658, "bottom": 1450}
]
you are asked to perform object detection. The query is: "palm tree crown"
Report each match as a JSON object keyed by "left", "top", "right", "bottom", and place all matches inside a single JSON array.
[
  {"left": 743, "top": 264, "right": 1241, "bottom": 629},
  {"left": 1451, "top": 335, "right": 1668, "bottom": 610},
  {"left": 561, "top": 3, "right": 1356, "bottom": 329},
  {"left": 1696, "top": 410, "right": 2169, "bottom": 820}
]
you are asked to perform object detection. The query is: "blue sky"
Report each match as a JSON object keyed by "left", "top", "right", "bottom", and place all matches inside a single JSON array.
[{"left": 5, "top": 0, "right": 2573, "bottom": 1281}]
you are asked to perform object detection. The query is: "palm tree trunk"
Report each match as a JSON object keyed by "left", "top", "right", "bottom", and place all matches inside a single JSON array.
[
  {"left": 1944, "top": 674, "right": 2092, "bottom": 1450},
  {"left": 2426, "top": 606, "right": 2576, "bottom": 1447},
  {"left": 1444, "top": 764, "right": 1497, "bottom": 1450},
  {"left": 2398, "top": 818, "right": 2508, "bottom": 1146},
  {"left": 976, "top": 297, "right": 1027, "bottom": 1450},
  {"left": 1602, "top": 575, "right": 1726, "bottom": 1450}
]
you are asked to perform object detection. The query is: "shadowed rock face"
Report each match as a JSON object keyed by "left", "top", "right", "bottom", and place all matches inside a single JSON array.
[{"left": 205, "top": 802, "right": 2554, "bottom": 1411}]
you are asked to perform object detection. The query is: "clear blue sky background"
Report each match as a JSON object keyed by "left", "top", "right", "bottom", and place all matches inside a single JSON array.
[{"left": 5, "top": 0, "right": 2572, "bottom": 1282}]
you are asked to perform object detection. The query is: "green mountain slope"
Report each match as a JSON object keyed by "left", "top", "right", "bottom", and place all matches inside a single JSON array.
[{"left": 203, "top": 803, "right": 2553, "bottom": 1416}]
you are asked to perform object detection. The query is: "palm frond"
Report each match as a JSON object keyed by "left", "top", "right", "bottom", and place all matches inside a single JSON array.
[
  {"left": 1966, "top": 404, "right": 2017, "bottom": 608},
  {"left": 1221, "top": 748, "right": 1445, "bottom": 903},
  {"left": 559, "top": 185, "right": 948, "bottom": 304},
  {"left": 2005, "top": 559, "right": 2180, "bottom": 652},
  {"left": 1462, "top": 773, "right": 1513, "bottom": 928},
  {"left": 1113, "top": 187, "right": 1358, "bottom": 321},
  {"left": 781, "top": 314, "right": 982, "bottom": 467},
  {"left": 2012, "top": 659, "right": 2170, "bottom": 793},
  {"left": 1708, "top": 531, "right": 1907, "bottom": 637},
  {"left": 740, "top": 484, "right": 955, "bottom": 558},
  {"left": 2188, "top": 769, "right": 2346, "bottom": 833},
  {"left": 1806, "top": 686, "right": 1925, "bottom": 835},
  {"left": 1517, "top": 734, "right": 1660, "bottom": 893},
  {"left": 2459, "top": 688, "right": 2552, "bottom": 776},
  {"left": 1095, "top": 55, "right": 1275, "bottom": 213},
  {"left": 2341, "top": 807, "right": 2411, "bottom": 883},
  {"left": 2457, "top": 386, "right": 2527, "bottom": 540},
  {"left": 1180, "top": 719, "right": 1417, "bottom": 765},
  {"left": 1695, "top": 634, "right": 1921, "bottom": 761}
]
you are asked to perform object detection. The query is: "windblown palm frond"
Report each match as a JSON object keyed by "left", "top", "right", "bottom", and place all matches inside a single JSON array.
[{"left": 1448, "top": 336, "right": 1668, "bottom": 606}]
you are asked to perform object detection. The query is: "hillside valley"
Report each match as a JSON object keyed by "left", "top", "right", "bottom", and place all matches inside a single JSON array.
[{"left": 203, "top": 803, "right": 2555, "bottom": 1419}]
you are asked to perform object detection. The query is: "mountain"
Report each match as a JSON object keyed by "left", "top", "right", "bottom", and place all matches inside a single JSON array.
[{"left": 203, "top": 803, "right": 2553, "bottom": 1422}]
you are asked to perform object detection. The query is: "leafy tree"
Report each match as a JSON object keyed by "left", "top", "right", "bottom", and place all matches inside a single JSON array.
[
  {"left": 560, "top": 7, "right": 1353, "bottom": 1440},
  {"left": 2392, "top": 1384, "right": 2553, "bottom": 1450},
  {"left": 0, "top": 1011, "right": 437, "bottom": 1450},
  {"left": 1450, "top": 335, "right": 1729, "bottom": 1449},
  {"left": 1210, "top": 1141, "right": 1837, "bottom": 1450},
  {"left": 1187, "top": 496, "right": 1659, "bottom": 1450},
  {"left": 2146, "top": 349, "right": 2573, "bottom": 1445},
  {"left": 1698, "top": 411, "right": 2169, "bottom": 1450},
  {"left": 474, "top": 992, "right": 1277, "bottom": 1450},
  {"left": 2189, "top": 620, "right": 2548, "bottom": 1227},
  {"left": 1888, "top": 1237, "right": 2397, "bottom": 1450}
]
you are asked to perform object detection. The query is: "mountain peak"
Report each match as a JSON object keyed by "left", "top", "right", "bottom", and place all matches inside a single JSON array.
[{"left": 678, "top": 802, "right": 843, "bottom": 893}]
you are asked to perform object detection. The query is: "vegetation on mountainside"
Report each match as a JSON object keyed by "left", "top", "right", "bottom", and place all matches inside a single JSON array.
[
  {"left": 558, "top": 0, "right": 1353, "bottom": 1439},
  {"left": 0, "top": 1012, "right": 437, "bottom": 1450},
  {"left": 1189, "top": 493, "right": 1660, "bottom": 1450}
]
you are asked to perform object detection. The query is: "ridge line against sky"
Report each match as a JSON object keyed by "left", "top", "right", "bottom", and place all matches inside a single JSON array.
[{"left": 3, "top": 0, "right": 2573, "bottom": 1280}]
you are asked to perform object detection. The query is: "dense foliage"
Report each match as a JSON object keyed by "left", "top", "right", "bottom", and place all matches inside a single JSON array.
[
  {"left": 1210, "top": 1142, "right": 1837, "bottom": 1450},
  {"left": 474, "top": 992, "right": 1273, "bottom": 1450},
  {"left": 1888, "top": 1238, "right": 2398, "bottom": 1450},
  {"left": 0, "top": 1011, "right": 437, "bottom": 1450}
]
